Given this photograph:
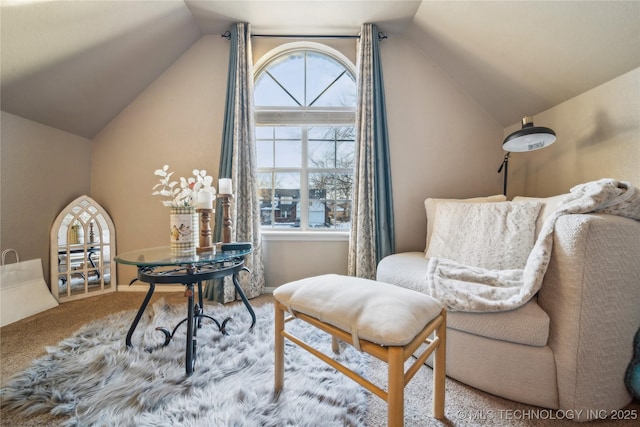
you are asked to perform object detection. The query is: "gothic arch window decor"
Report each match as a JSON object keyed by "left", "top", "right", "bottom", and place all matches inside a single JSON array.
[{"left": 50, "top": 195, "right": 116, "bottom": 302}]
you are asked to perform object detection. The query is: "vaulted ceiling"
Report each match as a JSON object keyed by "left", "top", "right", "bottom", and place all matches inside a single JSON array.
[{"left": 2, "top": 1, "right": 639, "bottom": 139}]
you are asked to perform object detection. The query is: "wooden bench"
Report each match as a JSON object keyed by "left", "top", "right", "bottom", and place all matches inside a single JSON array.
[{"left": 273, "top": 274, "right": 446, "bottom": 426}]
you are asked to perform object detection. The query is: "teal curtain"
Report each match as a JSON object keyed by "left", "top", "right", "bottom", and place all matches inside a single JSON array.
[
  {"left": 213, "top": 28, "right": 237, "bottom": 244},
  {"left": 348, "top": 23, "right": 395, "bottom": 279},
  {"left": 205, "top": 22, "right": 265, "bottom": 301},
  {"left": 205, "top": 24, "right": 237, "bottom": 302}
]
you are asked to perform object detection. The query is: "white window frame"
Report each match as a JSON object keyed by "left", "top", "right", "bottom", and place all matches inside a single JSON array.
[{"left": 254, "top": 42, "right": 356, "bottom": 238}]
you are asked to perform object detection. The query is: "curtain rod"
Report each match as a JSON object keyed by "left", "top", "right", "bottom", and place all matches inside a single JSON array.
[{"left": 221, "top": 31, "right": 387, "bottom": 41}]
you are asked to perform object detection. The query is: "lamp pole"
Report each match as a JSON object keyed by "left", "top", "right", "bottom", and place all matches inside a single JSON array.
[{"left": 497, "top": 152, "right": 511, "bottom": 196}]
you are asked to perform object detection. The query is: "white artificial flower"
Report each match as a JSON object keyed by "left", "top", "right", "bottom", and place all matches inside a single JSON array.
[{"left": 152, "top": 165, "right": 216, "bottom": 207}]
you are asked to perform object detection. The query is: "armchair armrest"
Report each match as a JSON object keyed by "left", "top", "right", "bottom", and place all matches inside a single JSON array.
[{"left": 538, "top": 214, "right": 640, "bottom": 413}]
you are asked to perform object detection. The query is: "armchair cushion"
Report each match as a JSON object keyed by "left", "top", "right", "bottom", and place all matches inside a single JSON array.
[
  {"left": 513, "top": 193, "right": 569, "bottom": 237},
  {"left": 426, "top": 201, "right": 542, "bottom": 270},
  {"left": 424, "top": 194, "right": 506, "bottom": 252}
]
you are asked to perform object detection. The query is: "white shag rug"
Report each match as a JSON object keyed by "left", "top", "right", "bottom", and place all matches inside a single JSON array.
[{"left": 0, "top": 300, "right": 369, "bottom": 427}]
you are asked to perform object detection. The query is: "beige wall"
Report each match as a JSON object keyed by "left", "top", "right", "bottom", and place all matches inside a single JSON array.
[
  {"left": 1, "top": 111, "right": 91, "bottom": 284},
  {"left": 505, "top": 67, "right": 640, "bottom": 199},
  {"left": 386, "top": 36, "right": 504, "bottom": 253},
  {"left": 262, "top": 236, "right": 350, "bottom": 286},
  {"left": 91, "top": 35, "right": 229, "bottom": 285}
]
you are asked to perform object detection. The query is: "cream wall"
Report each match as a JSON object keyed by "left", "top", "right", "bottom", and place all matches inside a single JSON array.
[
  {"left": 0, "top": 111, "right": 91, "bottom": 284},
  {"left": 505, "top": 67, "right": 640, "bottom": 199},
  {"left": 91, "top": 35, "right": 229, "bottom": 285},
  {"left": 386, "top": 36, "right": 504, "bottom": 253},
  {"left": 262, "top": 236, "right": 350, "bottom": 286}
]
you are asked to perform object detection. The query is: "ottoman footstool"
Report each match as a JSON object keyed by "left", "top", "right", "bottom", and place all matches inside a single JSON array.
[{"left": 273, "top": 274, "right": 446, "bottom": 426}]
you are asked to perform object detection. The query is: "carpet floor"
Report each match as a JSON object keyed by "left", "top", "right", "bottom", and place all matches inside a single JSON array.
[{"left": 1, "top": 291, "right": 638, "bottom": 426}]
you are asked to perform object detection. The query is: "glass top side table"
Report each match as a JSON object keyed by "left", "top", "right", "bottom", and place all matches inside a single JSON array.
[
  {"left": 114, "top": 245, "right": 255, "bottom": 375},
  {"left": 114, "top": 246, "right": 252, "bottom": 267}
]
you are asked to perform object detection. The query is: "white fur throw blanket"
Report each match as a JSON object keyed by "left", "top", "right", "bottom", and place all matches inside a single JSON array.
[{"left": 426, "top": 179, "right": 640, "bottom": 312}]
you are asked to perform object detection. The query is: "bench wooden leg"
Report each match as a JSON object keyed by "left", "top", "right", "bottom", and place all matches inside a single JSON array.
[
  {"left": 388, "top": 346, "right": 405, "bottom": 426},
  {"left": 331, "top": 336, "right": 340, "bottom": 353},
  {"left": 433, "top": 310, "right": 446, "bottom": 420},
  {"left": 274, "top": 303, "right": 285, "bottom": 393}
]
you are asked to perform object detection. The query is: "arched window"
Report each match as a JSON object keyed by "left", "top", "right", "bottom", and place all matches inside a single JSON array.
[{"left": 254, "top": 43, "right": 356, "bottom": 231}]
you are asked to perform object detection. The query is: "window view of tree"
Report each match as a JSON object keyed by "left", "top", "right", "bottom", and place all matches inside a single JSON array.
[{"left": 254, "top": 47, "right": 356, "bottom": 230}]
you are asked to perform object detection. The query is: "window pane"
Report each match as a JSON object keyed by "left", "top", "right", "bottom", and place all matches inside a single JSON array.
[
  {"left": 256, "top": 126, "right": 275, "bottom": 168},
  {"left": 255, "top": 126, "right": 273, "bottom": 139},
  {"left": 308, "top": 173, "right": 332, "bottom": 228},
  {"left": 275, "top": 140, "right": 301, "bottom": 168},
  {"left": 267, "top": 54, "right": 304, "bottom": 106},
  {"left": 254, "top": 73, "right": 299, "bottom": 107},
  {"left": 258, "top": 173, "right": 274, "bottom": 227},
  {"left": 308, "top": 200, "right": 329, "bottom": 228},
  {"left": 309, "top": 173, "right": 334, "bottom": 200},
  {"left": 311, "top": 73, "right": 356, "bottom": 107},
  {"left": 306, "top": 52, "right": 349, "bottom": 107},
  {"left": 335, "top": 200, "right": 352, "bottom": 229},
  {"left": 336, "top": 139, "right": 355, "bottom": 168},
  {"left": 308, "top": 127, "right": 355, "bottom": 168},
  {"left": 336, "top": 126, "right": 355, "bottom": 140},
  {"left": 274, "top": 128, "right": 301, "bottom": 168},
  {"left": 308, "top": 139, "right": 335, "bottom": 168},
  {"left": 309, "top": 200, "right": 351, "bottom": 230},
  {"left": 256, "top": 140, "right": 273, "bottom": 168},
  {"left": 275, "top": 127, "right": 301, "bottom": 139},
  {"left": 273, "top": 173, "right": 300, "bottom": 228},
  {"left": 308, "top": 126, "right": 333, "bottom": 140},
  {"left": 335, "top": 173, "right": 354, "bottom": 200}
]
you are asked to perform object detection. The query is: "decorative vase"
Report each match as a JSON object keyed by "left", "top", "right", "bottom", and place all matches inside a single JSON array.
[{"left": 169, "top": 206, "right": 198, "bottom": 256}]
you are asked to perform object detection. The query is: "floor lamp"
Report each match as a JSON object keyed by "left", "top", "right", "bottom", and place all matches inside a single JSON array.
[{"left": 498, "top": 116, "right": 556, "bottom": 196}]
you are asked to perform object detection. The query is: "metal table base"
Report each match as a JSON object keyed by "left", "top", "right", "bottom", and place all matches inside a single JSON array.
[{"left": 125, "top": 257, "right": 256, "bottom": 375}]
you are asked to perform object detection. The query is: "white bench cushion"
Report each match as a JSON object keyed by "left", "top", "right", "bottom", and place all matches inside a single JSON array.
[{"left": 273, "top": 274, "right": 443, "bottom": 350}]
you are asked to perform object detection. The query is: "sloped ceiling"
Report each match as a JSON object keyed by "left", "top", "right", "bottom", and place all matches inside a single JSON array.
[
  {"left": 410, "top": 1, "right": 640, "bottom": 126},
  {"left": 1, "top": 0, "right": 202, "bottom": 138},
  {"left": 1, "top": 1, "right": 639, "bottom": 139}
]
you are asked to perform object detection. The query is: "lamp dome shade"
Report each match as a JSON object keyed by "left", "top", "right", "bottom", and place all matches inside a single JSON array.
[{"left": 503, "top": 116, "right": 556, "bottom": 152}]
